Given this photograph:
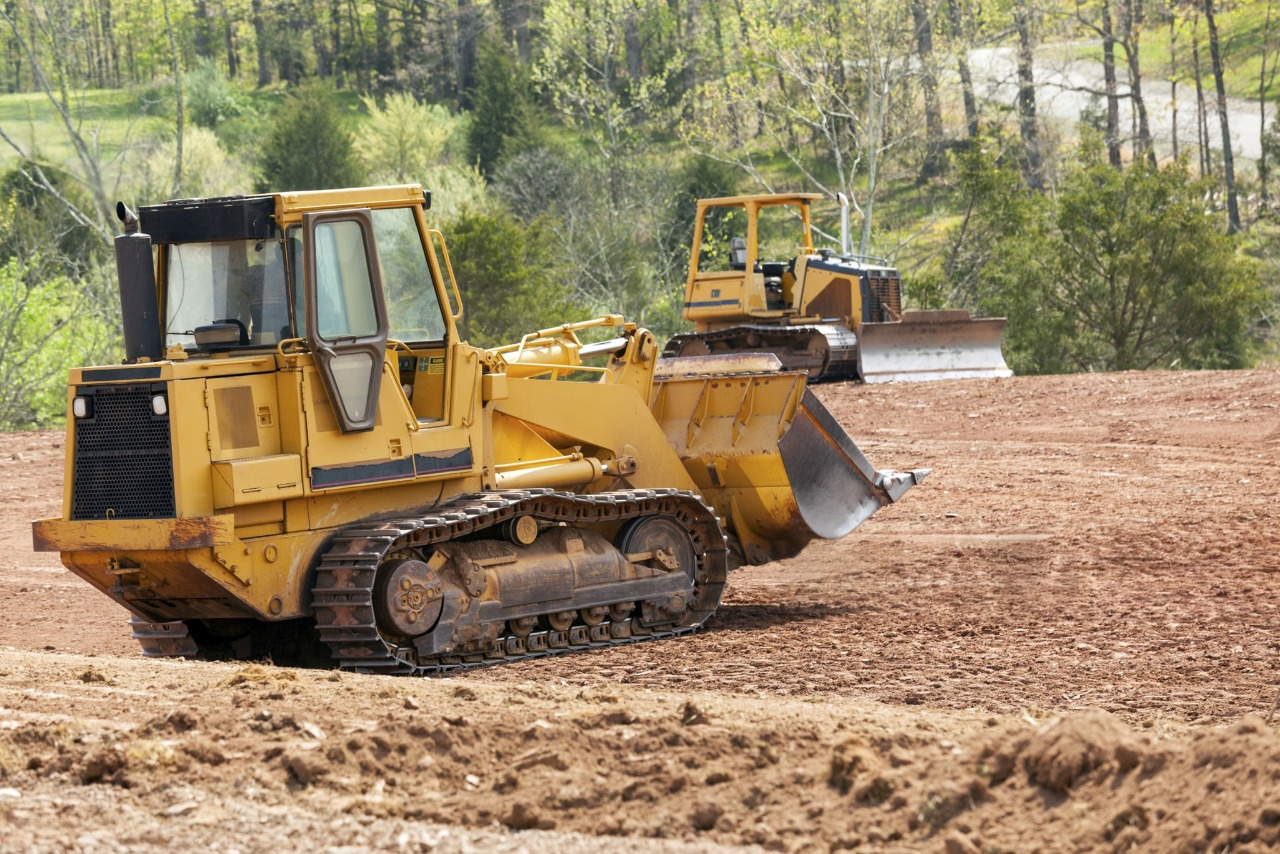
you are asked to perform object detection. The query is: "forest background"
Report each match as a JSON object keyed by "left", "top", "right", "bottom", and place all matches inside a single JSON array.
[{"left": 2, "top": 0, "right": 1279, "bottom": 428}]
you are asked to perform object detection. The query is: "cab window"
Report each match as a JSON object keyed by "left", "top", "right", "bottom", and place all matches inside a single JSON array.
[
  {"left": 287, "top": 208, "right": 447, "bottom": 343},
  {"left": 373, "top": 207, "right": 448, "bottom": 343},
  {"left": 696, "top": 205, "right": 747, "bottom": 274}
]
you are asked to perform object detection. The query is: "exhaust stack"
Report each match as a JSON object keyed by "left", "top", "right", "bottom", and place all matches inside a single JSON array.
[
  {"left": 837, "top": 192, "right": 852, "bottom": 256},
  {"left": 113, "top": 202, "right": 163, "bottom": 363}
]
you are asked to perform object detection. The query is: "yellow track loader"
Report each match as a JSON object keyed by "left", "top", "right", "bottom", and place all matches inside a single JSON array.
[
  {"left": 664, "top": 193, "right": 1012, "bottom": 383},
  {"left": 32, "top": 185, "right": 927, "bottom": 673}
]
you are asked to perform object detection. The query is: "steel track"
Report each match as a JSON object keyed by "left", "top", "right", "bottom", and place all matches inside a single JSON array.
[{"left": 311, "top": 487, "right": 727, "bottom": 674}]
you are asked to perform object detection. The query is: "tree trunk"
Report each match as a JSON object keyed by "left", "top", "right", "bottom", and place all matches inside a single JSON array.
[
  {"left": 4, "top": 0, "right": 19, "bottom": 92},
  {"left": 252, "top": 0, "right": 272, "bottom": 86},
  {"left": 912, "top": 0, "right": 943, "bottom": 177},
  {"left": 1192, "top": 11, "right": 1208, "bottom": 178},
  {"left": 374, "top": 1, "right": 393, "bottom": 90},
  {"left": 193, "top": 0, "right": 214, "bottom": 60},
  {"left": 1260, "top": 0, "right": 1276, "bottom": 209},
  {"left": 310, "top": 0, "right": 328, "bottom": 78},
  {"left": 456, "top": 0, "right": 479, "bottom": 107},
  {"left": 682, "top": 0, "right": 699, "bottom": 116},
  {"left": 1121, "top": 0, "right": 1156, "bottom": 165},
  {"left": 163, "top": 0, "right": 184, "bottom": 197},
  {"left": 347, "top": 0, "right": 370, "bottom": 92},
  {"left": 1014, "top": 4, "right": 1043, "bottom": 189},
  {"left": 329, "top": 0, "right": 343, "bottom": 86},
  {"left": 99, "top": 0, "right": 119, "bottom": 86},
  {"left": 1169, "top": 9, "right": 1177, "bottom": 160},
  {"left": 1101, "top": 0, "right": 1122, "bottom": 168},
  {"left": 730, "top": 0, "right": 766, "bottom": 137},
  {"left": 947, "top": 0, "right": 979, "bottom": 138},
  {"left": 514, "top": 0, "right": 531, "bottom": 62},
  {"left": 224, "top": 13, "right": 238, "bottom": 79},
  {"left": 624, "top": 10, "right": 642, "bottom": 84},
  {"left": 860, "top": 75, "right": 889, "bottom": 256},
  {"left": 1204, "top": 0, "right": 1241, "bottom": 233}
]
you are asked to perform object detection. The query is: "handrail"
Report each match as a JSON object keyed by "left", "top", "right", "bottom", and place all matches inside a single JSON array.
[{"left": 427, "top": 228, "right": 464, "bottom": 321}]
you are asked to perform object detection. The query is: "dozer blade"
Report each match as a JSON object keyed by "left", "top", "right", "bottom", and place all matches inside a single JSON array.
[
  {"left": 650, "top": 359, "right": 929, "bottom": 564},
  {"left": 857, "top": 310, "right": 1012, "bottom": 383}
]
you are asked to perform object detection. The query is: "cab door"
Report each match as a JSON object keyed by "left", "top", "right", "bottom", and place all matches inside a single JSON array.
[{"left": 302, "top": 208, "right": 387, "bottom": 433}]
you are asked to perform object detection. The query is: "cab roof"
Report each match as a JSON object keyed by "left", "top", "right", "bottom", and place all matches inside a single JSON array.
[{"left": 697, "top": 192, "right": 825, "bottom": 208}]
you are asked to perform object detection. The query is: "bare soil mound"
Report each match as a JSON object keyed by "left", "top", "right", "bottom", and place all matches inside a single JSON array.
[{"left": 1, "top": 367, "right": 1278, "bottom": 851}]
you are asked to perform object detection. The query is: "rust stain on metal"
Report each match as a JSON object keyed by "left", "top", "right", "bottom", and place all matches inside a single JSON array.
[{"left": 31, "top": 516, "right": 235, "bottom": 552}]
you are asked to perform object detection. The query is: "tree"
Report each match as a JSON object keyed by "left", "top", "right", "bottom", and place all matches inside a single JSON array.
[
  {"left": 0, "top": 194, "right": 117, "bottom": 428},
  {"left": 945, "top": 0, "right": 981, "bottom": 139},
  {"left": 537, "top": 0, "right": 683, "bottom": 164},
  {"left": 1259, "top": 0, "right": 1278, "bottom": 210},
  {"left": 911, "top": 0, "right": 943, "bottom": 177},
  {"left": 492, "top": 143, "right": 688, "bottom": 338},
  {"left": 354, "top": 92, "right": 459, "bottom": 185},
  {"left": 1203, "top": 0, "right": 1240, "bottom": 233},
  {"left": 446, "top": 208, "right": 582, "bottom": 348},
  {"left": 1013, "top": 2, "right": 1043, "bottom": 189},
  {"left": 683, "top": 0, "right": 918, "bottom": 256},
  {"left": 257, "top": 79, "right": 363, "bottom": 190},
  {"left": 1045, "top": 137, "right": 1260, "bottom": 370},
  {"left": 466, "top": 36, "right": 539, "bottom": 177},
  {"left": 0, "top": 164, "right": 103, "bottom": 280}
]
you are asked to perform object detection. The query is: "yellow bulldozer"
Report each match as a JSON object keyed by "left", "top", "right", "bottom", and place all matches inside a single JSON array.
[
  {"left": 664, "top": 193, "right": 1012, "bottom": 383},
  {"left": 32, "top": 185, "right": 927, "bottom": 673}
]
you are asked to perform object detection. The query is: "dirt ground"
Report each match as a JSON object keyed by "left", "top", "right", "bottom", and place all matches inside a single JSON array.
[{"left": 1, "top": 368, "right": 1278, "bottom": 852}]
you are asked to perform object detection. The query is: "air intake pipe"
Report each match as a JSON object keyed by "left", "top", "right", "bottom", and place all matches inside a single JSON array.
[
  {"left": 837, "top": 192, "right": 852, "bottom": 257},
  {"left": 114, "top": 202, "right": 163, "bottom": 363}
]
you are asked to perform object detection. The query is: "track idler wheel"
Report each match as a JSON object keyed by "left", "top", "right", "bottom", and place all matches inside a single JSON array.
[
  {"left": 373, "top": 557, "right": 444, "bottom": 643},
  {"left": 618, "top": 516, "right": 698, "bottom": 626}
]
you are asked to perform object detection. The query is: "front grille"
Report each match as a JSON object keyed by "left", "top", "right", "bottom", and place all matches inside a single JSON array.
[
  {"left": 865, "top": 273, "right": 902, "bottom": 322},
  {"left": 71, "top": 384, "right": 175, "bottom": 520}
]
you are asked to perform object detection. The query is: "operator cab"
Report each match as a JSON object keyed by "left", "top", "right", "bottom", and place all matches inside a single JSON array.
[
  {"left": 687, "top": 193, "right": 820, "bottom": 321},
  {"left": 139, "top": 190, "right": 456, "bottom": 432},
  {"left": 144, "top": 196, "right": 449, "bottom": 357}
]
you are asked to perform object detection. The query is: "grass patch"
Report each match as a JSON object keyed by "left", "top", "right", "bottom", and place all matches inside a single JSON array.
[
  {"left": 1063, "top": 2, "right": 1280, "bottom": 102},
  {"left": 0, "top": 87, "right": 170, "bottom": 179}
]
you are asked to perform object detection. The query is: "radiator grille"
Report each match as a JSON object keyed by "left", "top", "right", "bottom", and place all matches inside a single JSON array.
[
  {"left": 865, "top": 273, "right": 902, "bottom": 322},
  {"left": 71, "top": 384, "right": 175, "bottom": 520}
]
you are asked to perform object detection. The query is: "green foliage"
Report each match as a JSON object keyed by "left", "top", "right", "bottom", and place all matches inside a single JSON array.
[
  {"left": 0, "top": 164, "right": 103, "bottom": 279},
  {"left": 445, "top": 208, "right": 581, "bottom": 348},
  {"left": 1263, "top": 113, "right": 1280, "bottom": 205},
  {"left": 257, "top": 80, "right": 364, "bottom": 191},
  {"left": 354, "top": 93, "right": 462, "bottom": 185},
  {"left": 130, "top": 126, "right": 254, "bottom": 203},
  {"left": 920, "top": 135, "right": 1265, "bottom": 374},
  {"left": 492, "top": 142, "right": 689, "bottom": 339},
  {"left": 537, "top": 0, "right": 683, "bottom": 159},
  {"left": 912, "top": 137, "right": 1068, "bottom": 374},
  {"left": 1046, "top": 137, "right": 1262, "bottom": 371},
  {"left": 186, "top": 57, "right": 249, "bottom": 128},
  {"left": 661, "top": 156, "right": 745, "bottom": 295},
  {"left": 467, "top": 38, "right": 541, "bottom": 177},
  {"left": 0, "top": 196, "right": 118, "bottom": 429},
  {"left": 419, "top": 164, "right": 488, "bottom": 222}
]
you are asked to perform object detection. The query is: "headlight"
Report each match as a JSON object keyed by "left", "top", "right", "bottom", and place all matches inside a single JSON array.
[
  {"left": 72, "top": 397, "right": 90, "bottom": 418},
  {"left": 151, "top": 394, "right": 168, "bottom": 416}
]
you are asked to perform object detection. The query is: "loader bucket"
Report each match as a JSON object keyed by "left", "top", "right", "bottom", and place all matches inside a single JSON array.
[
  {"left": 651, "top": 356, "right": 928, "bottom": 564},
  {"left": 857, "top": 310, "right": 1012, "bottom": 383}
]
